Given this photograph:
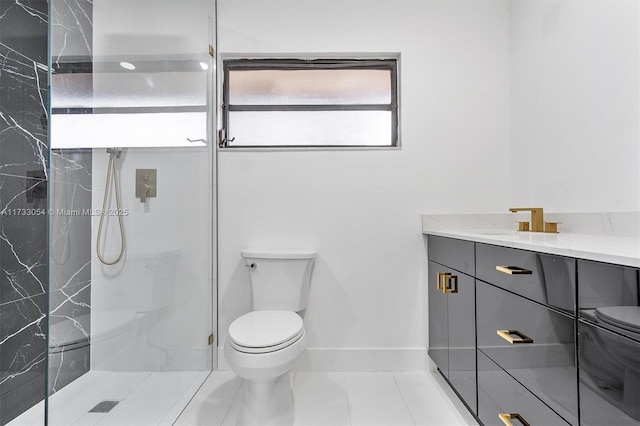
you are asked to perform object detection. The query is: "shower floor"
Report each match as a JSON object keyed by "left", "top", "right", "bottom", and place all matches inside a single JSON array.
[{"left": 9, "top": 370, "right": 209, "bottom": 425}]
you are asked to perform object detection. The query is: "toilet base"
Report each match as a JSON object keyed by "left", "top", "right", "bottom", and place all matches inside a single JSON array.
[{"left": 238, "top": 372, "right": 294, "bottom": 426}]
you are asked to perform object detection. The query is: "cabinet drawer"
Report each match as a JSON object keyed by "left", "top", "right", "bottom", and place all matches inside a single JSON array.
[
  {"left": 476, "top": 243, "right": 575, "bottom": 312},
  {"left": 477, "top": 281, "right": 578, "bottom": 424},
  {"left": 578, "top": 320, "right": 640, "bottom": 425},
  {"left": 478, "top": 350, "right": 571, "bottom": 426},
  {"left": 427, "top": 235, "right": 475, "bottom": 275}
]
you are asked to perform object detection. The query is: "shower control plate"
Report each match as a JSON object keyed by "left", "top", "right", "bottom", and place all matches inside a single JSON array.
[{"left": 136, "top": 169, "right": 157, "bottom": 202}]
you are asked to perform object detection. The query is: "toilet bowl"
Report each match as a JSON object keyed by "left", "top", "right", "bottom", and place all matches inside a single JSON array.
[
  {"left": 580, "top": 306, "right": 640, "bottom": 420},
  {"left": 225, "top": 311, "right": 306, "bottom": 425},
  {"left": 225, "top": 249, "right": 316, "bottom": 426}
]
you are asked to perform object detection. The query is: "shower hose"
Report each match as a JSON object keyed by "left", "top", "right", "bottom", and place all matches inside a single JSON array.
[{"left": 96, "top": 148, "right": 126, "bottom": 265}]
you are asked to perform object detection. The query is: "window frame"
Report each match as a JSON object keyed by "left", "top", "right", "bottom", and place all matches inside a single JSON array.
[{"left": 220, "top": 58, "right": 399, "bottom": 149}]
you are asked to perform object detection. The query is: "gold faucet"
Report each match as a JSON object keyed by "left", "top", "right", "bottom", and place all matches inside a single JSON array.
[{"left": 509, "top": 207, "right": 544, "bottom": 232}]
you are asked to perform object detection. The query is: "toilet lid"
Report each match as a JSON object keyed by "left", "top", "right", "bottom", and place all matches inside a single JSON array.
[
  {"left": 595, "top": 306, "right": 640, "bottom": 333},
  {"left": 228, "top": 311, "right": 303, "bottom": 349}
]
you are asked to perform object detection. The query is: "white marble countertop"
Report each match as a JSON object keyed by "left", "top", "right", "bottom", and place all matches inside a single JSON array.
[
  {"left": 423, "top": 229, "right": 640, "bottom": 268},
  {"left": 422, "top": 214, "right": 640, "bottom": 268}
]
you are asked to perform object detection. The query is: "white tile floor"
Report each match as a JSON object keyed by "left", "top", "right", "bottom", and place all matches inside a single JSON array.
[
  {"left": 9, "top": 370, "right": 478, "bottom": 425},
  {"left": 176, "top": 371, "right": 479, "bottom": 426}
]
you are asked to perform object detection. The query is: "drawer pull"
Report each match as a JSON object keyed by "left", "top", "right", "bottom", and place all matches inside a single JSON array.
[
  {"left": 497, "top": 329, "right": 534, "bottom": 344},
  {"left": 496, "top": 265, "right": 532, "bottom": 275},
  {"left": 437, "top": 272, "right": 458, "bottom": 294},
  {"left": 499, "top": 413, "right": 531, "bottom": 426}
]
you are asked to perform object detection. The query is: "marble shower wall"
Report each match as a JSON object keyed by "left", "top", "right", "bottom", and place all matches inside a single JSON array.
[
  {"left": 48, "top": 149, "right": 92, "bottom": 394},
  {"left": 1, "top": 0, "right": 93, "bottom": 422},
  {"left": 48, "top": 0, "right": 93, "bottom": 398},
  {"left": 0, "top": 1, "right": 49, "bottom": 423}
]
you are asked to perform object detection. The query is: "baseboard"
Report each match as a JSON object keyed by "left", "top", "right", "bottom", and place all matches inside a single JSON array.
[{"left": 217, "top": 347, "right": 428, "bottom": 372}]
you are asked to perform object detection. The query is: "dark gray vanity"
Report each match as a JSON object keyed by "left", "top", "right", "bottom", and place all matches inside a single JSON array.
[{"left": 427, "top": 234, "right": 640, "bottom": 426}]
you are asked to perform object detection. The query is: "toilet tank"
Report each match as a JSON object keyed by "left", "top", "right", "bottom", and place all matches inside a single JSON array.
[{"left": 241, "top": 248, "right": 317, "bottom": 311}]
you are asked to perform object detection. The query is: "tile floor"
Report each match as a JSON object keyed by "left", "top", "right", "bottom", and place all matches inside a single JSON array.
[
  {"left": 176, "top": 371, "right": 479, "bottom": 426},
  {"left": 9, "top": 370, "right": 478, "bottom": 425}
]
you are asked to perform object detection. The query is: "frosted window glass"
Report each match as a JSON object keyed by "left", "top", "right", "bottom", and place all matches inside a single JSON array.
[
  {"left": 52, "top": 70, "right": 207, "bottom": 109},
  {"left": 92, "top": 71, "right": 207, "bottom": 108},
  {"left": 229, "top": 69, "right": 391, "bottom": 105},
  {"left": 229, "top": 111, "right": 391, "bottom": 147}
]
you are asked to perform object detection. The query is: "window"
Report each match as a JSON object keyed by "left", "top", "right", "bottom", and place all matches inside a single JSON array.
[{"left": 220, "top": 58, "right": 398, "bottom": 148}]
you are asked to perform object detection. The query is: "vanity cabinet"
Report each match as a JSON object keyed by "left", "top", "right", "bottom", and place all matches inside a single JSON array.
[
  {"left": 427, "top": 232, "right": 640, "bottom": 425},
  {"left": 427, "top": 236, "right": 477, "bottom": 414},
  {"left": 427, "top": 234, "right": 587, "bottom": 425}
]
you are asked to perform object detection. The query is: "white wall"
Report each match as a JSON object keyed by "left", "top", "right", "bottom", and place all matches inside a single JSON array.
[
  {"left": 510, "top": 0, "right": 640, "bottom": 212},
  {"left": 217, "top": 0, "right": 511, "bottom": 370}
]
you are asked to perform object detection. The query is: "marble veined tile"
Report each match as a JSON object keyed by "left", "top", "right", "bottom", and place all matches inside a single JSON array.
[{"left": 0, "top": 294, "right": 47, "bottom": 424}]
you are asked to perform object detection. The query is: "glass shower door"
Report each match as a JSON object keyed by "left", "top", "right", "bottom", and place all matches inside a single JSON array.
[{"left": 45, "top": 0, "right": 215, "bottom": 424}]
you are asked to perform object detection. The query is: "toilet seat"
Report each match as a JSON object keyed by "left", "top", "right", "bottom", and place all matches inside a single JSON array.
[
  {"left": 595, "top": 306, "right": 640, "bottom": 334},
  {"left": 229, "top": 310, "right": 304, "bottom": 354}
]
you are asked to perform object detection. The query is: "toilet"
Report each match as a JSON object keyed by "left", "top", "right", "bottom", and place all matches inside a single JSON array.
[{"left": 225, "top": 248, "right": 317, "bottom": 426}]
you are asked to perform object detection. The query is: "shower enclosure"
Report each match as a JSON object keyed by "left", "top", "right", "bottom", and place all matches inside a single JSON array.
[{"left": 2, "top": 0, "right": 216, "bottom": 424}]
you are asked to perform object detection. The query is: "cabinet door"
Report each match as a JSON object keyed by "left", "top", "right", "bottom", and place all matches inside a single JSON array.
[
  {"left": 428, "top": 260, "right": 476, "bottom": 414},
  {"left": 428, "top": 260, "right": 449, "bottom": 375},
  {"left": 447, "top": 269, "right": 476, "bottom": 414},
  {"left": 428, "top": 235, "right": 475, "bottom": 276}
]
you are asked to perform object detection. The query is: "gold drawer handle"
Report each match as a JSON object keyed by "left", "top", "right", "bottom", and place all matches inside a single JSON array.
[
  {"left": 496, "top": 265, "right": 532, "bottom": 275},
  {"left": 499, "top": 413, "right": 531, "bottom": 426},
  {"left": 436, "top": 272, "right": 458, "bottom": 294},
  {"left": 497, "top": 329, "right": 534, "bottom": 344}
]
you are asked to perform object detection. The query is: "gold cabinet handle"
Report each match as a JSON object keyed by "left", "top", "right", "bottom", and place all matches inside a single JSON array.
[
  {"left": 436, "top": 272, "right": 447, "bottom": 291},
  {"left": 499, "top": 413, "right": 531, "bottom": 426},
  {"left": 497, "top": 329, "right": 534, "bottom": 344},
  {"left": 436, "top": 272, "right": 458, "bottom": 294},
  {"left": 443, "top": 274, "right": 458, "bottom": 294},
  {"left": 496, "top": 265, "right": 532, "bottom": 275}
]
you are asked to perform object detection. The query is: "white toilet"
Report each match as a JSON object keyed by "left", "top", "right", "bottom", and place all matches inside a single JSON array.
[{"left": 225, "top": 248, "right": 317, "bottom": 426}]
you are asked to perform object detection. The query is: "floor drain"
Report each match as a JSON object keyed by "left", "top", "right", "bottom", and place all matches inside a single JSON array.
[{"left": 89, "top": 400, "right": 120, "bottom": 413}]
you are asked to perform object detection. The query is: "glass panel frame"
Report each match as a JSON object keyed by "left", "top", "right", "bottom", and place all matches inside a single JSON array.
[{"left": 221, "top": 58, "right": 399, "bottom": 148}]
